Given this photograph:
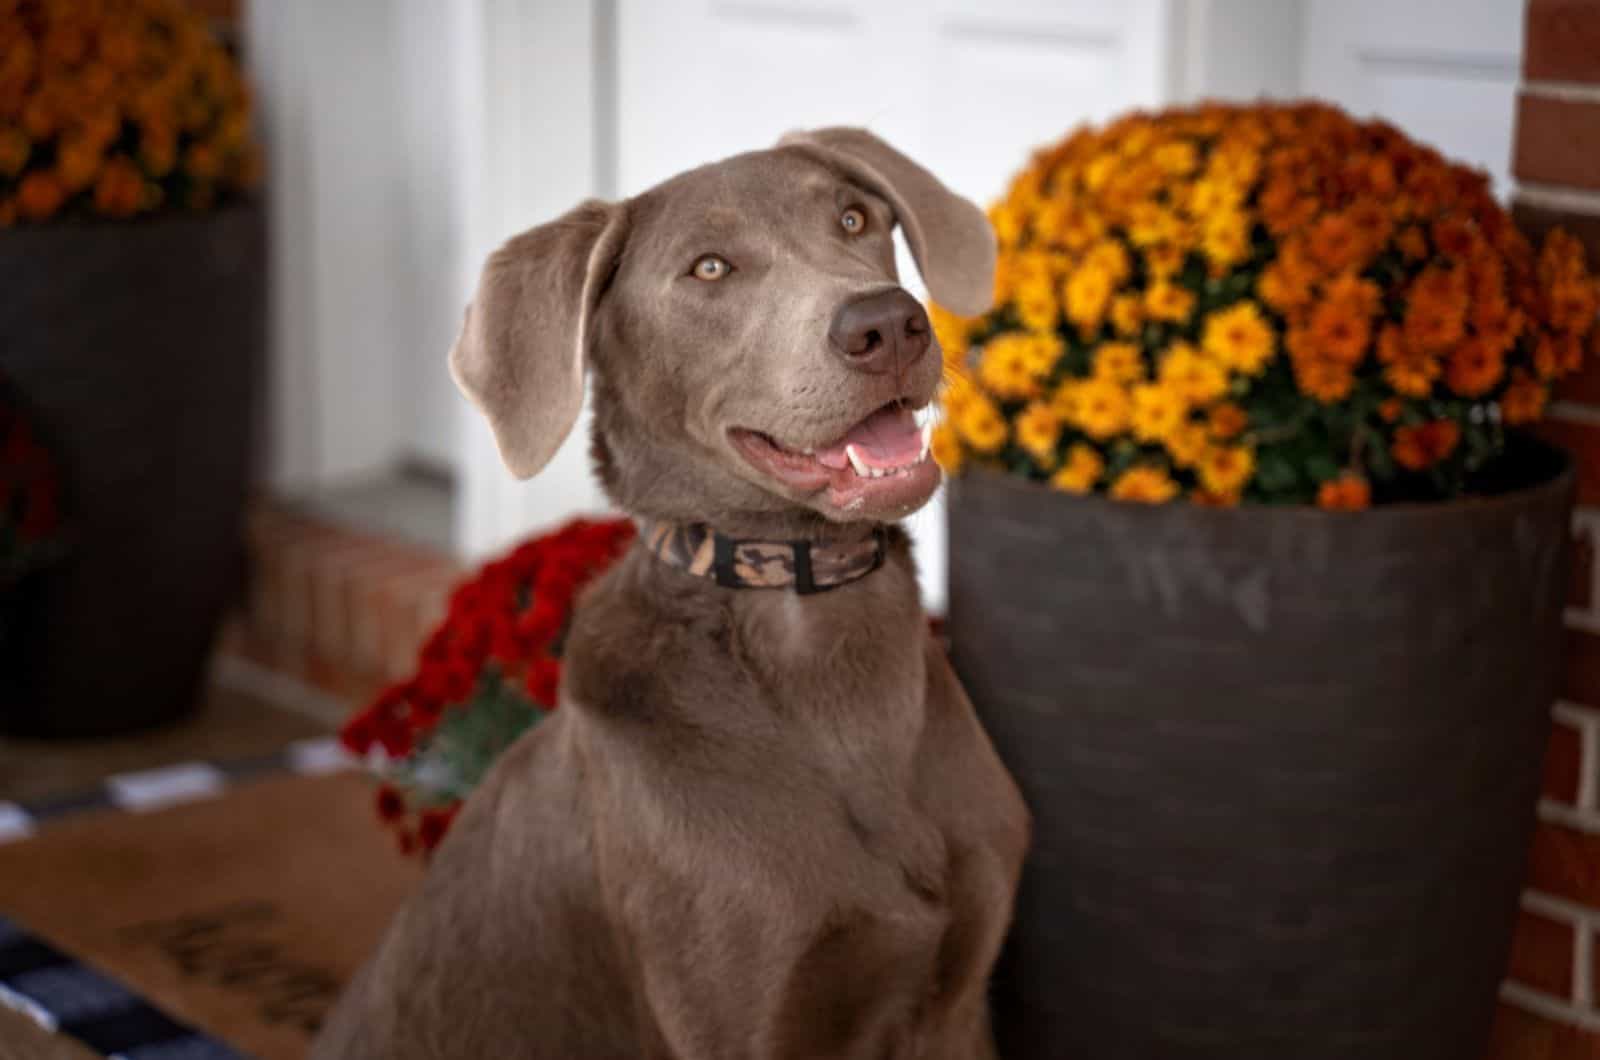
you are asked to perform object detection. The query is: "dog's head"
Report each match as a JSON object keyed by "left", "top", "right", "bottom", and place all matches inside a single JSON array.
[{"left": 450, "top": 128, "right": 994, "bottom": 534}]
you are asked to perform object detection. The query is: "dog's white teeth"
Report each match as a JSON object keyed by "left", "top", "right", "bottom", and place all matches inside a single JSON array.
[
  {"left": 919, "top": 422, "right": 932, "bottom": 462},
  {"left": 846, "top": 444, "right": 872, "bottom": 477}
]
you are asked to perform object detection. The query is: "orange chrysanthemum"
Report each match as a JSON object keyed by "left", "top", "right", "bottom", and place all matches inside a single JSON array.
[
  {"left": 1293, "top": 356, "right": 1355, "bottom": 404},
  {"left": 1317, "top": 474, "right": 1372, "bottom": 511},
  {"left": 0, "top": 0, "right": 259, "bottom": 223},
  {"left": 1444, "top": 337, "right": 1504, "bottom": 398},
  {"left": 1393, "top": 421, "right": 1461, "bottom": 471},
  {"left": 1305, "top": 300, "right": 1372, "bottom": 365},
  {"left": 1501, "top": 371, "right": 1547, "bottom": 425}
]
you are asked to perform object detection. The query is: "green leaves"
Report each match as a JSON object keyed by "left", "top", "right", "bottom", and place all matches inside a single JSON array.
[{"left": 387, "top": 668, "right": 545, "bottom": 807}]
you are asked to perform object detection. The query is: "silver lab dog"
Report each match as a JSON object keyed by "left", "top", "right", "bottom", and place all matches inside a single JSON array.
[{"left": 312, "top": 128, "right": 1030, "bottom": 1060}]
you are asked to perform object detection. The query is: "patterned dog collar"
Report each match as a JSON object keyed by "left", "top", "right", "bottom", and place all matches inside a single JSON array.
[{"left": 638, "top": 520, "right": 887, "bottom": 594}]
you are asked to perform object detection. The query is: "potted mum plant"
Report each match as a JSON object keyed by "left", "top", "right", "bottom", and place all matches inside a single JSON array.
[
  {"left": 0, "top": 0, "right": 264, "bottom": 736},
  {"left": 934, "top": 102, "right": 1597, "bottom": 1060}
]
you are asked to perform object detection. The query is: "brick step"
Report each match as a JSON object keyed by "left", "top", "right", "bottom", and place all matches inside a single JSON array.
[{"left": 219, "top": 498, "right": 463, "bottom": 706}]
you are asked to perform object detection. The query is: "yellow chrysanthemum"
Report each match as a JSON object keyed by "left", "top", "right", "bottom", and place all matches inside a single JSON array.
[
  {"left": 1130, "top": 382, "right": 1188, "bottom": 443},
  {"left": 930, "top": 421, "right": 963, "bottom": 473},
  {"left": 1014, "top": 276, "right": 1058, "bottom": 332},
  {"left": 1014, "top": 402, "right": 1062, "bottom": 467},
  {"left": 977, "top": 333, "right": 1049, "bottom": 399},
  {"left": 1050, "top": 444, "right": 1104, "bottom": 494},
  {"left": 1127, "top": 203, "right": 1182, "bottom": 248},
  {"left": 1153, "top": 140, "right": 1199, "bottom": 176},
  {"left": 953, "top": 392, "right": 1007, "bottom": 454},
  {"left": 1198, "top": 445, "right": 1256, "bottom": 496},
  {"left": 1144, "top": 281, "right": 1196, "bottom": 324},
  {"left": 1110, "top": 294, "right": 1144, "bottom": 337},
  {"left": 1165, "top": 421, "right": 1209, "bottom": 469},
  {"left": 1020, "top": 332, "right": 1065, "bottom": 375},
  {"left": 1093, "top": 341, "right": 1145, "bottom": 383},
  {"left": 1158, "top": 342, "right": 1227, "bottom": 404},
  {"left": 1202, "top": 302, "right": 1276, "bottom": 376},
  {"left": 1202, "top": 211, "right": 1252, "bottom": 272},
  {"left": 1064, "top": 377, "right": 1132, "bottom": 441},
  {"left": 930, "top": 303, "right": 972, "bottom": 368},
  {"left": 1085, "top": 240, "right": 1132, "bottom": 286},
  {"left": 1110, "top": 465, "right": 1179, "bottom": 504},
  {"left": 1145, "top": 244, "right": 1187, "bottom": 281},
  {"left": 1063, "top": 264, "right": 1115, "bottom": 336},
  {"left": 1187, "top": 177, "right": 1243, "bottom": 217}
]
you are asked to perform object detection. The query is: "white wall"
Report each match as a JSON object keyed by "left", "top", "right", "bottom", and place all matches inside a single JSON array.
[
  {"left": 393, "top": 3, "right": 469, "bottom": 473},
  {"left": 246, "top": 0, "right": 466, "bottom": 490},
  {"left": 1170, "top": 0, "right": 1304, "bottom": 102}
]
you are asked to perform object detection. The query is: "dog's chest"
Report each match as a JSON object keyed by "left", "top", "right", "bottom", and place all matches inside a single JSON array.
[{"left": 780, "top": 776, "right": 1012, "bottom": 1056}]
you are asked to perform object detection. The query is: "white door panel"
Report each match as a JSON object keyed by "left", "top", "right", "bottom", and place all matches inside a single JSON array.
[{"left": 1300, "top": 0, "right": 1525, "bottom": 195}]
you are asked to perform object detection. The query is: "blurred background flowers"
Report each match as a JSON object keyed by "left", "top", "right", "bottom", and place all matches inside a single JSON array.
[{"left": 0, "top": 0, "right": 259, "bottom": 224}]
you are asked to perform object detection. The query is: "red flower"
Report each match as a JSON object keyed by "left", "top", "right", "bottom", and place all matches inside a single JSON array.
[
  {"left": 408, "top": 687, "right": 445, "bottom": 725},
  {"left": 375, "top": 717, "right": 414, "bottom": 758},
  {"left": 524, "top": 655, "right": 561, "bottom": 707},
  {"left": 339, "top": 709, "right": 377, "bottom": 754},
  {"left": 375, "top": 785, "right": 406, "bottom": 822},
  {"left": 418, "top": 804, "right": 460, "bottom": 852},
  {"left": 419, "top": 628, "right": 454, "bottom": 663},
  {"left": 488, "top": 614, "right": 525, "bottom": 665},
  {"left": 518, "top": 596, "right": 566, "bottom": 647}
]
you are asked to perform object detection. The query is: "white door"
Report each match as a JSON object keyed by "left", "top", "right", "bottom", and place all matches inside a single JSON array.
[{"left": 1298, "top": 0, "right": 1526, "bottom": 196}]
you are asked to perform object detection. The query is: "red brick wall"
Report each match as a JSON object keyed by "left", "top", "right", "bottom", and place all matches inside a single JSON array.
[
  {"left": 1494, "top": 2, "right": 1600, "bottom": 1054},
  {"left": 221, "top": 501, "right": 461, "bottom": 706}
]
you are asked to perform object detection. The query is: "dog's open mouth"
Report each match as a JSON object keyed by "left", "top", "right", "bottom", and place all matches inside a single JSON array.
[{"left": 729, "top": 402, "right": 942, "bottom": 516}]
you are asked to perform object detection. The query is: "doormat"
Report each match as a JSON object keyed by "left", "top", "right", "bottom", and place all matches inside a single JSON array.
[{"left": 0, "top": 771, "right": 422, "bottom": 1059}]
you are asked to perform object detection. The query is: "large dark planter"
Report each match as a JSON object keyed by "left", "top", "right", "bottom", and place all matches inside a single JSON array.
[
  {"left": 0, "top": 204, "right": 265, "bottom": 737},
  {"left": 947, "top": 447, "right": 1574, "bottom": 1060}
]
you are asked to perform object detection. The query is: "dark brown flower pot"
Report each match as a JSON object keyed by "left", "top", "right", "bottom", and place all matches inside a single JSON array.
[
  {"left": 0, "top": 204, "right": 266, "bottom": 737},
  {"left": 947, "top": 444, "right": 1574, "bottom": 1060}
]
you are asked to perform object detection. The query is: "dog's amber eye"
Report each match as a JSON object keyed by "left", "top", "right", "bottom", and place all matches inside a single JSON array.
[
  {"left": 839, "top": 207, "right": 867, "bottom": 235},
  {"left": 692, "top": 255, "right": 731, "bottom": 281}
]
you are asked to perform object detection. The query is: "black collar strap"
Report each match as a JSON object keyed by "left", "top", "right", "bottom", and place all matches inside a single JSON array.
[{"left": 638, "top": 520, "right": 887, "bottom": 594}]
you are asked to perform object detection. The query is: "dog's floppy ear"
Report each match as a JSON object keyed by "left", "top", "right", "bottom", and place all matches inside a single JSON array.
[
  {"left": 449, "top": 200, "right": 628, "bottom": 479},
  {"left": 779, "top": 127, "right": 995, "bottom": 316}
]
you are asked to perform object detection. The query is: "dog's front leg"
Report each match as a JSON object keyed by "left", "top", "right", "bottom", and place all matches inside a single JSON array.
[
  {"left": 613, "top": 875, "right": 912, "bottom": 1060},
  {"left": 596, "top": 791, "right": 912, "bottom": 1060}
]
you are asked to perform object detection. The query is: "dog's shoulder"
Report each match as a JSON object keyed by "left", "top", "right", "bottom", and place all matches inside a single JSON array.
[{"left": 564, "top": 550, "right": 757, "bottom": 725}]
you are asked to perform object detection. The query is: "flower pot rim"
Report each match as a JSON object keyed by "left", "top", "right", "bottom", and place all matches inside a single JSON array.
[
  {"left": 948, "top": 439, "right": 1576, "bottom": 523},
  {"left": 0, "top": 197, "right": 262, "bottom": 237}
]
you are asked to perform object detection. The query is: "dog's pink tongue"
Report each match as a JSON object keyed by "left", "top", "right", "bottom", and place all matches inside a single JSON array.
[{"left": 817, "top": 405, "right": 923, "bottom": 471}]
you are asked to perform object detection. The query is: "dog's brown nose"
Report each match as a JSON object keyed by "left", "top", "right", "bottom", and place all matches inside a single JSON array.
[{"left": 828, "top": 289, "right": 931, "bottom": 374}]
